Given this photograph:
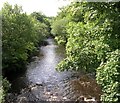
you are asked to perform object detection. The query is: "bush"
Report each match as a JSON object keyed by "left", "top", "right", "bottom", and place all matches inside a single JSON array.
[
  {"left": 96, "top": 50, "right": 120, "bottom": 102},
  {"left": 0, "top": 77, "right": 11, "bottom": 103}
]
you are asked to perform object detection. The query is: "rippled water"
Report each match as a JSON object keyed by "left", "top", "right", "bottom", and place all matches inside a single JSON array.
[{"left": 7, "top": 38, "right": 102, "bottom": 102}]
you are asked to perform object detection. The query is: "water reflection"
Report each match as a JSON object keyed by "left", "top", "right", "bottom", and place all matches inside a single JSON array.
[
  {"left": 8, "top": 38, "right": 101, "bottom": 102},
  {"left": 27, "top": 39, "right": 71, "bottom": 85}
]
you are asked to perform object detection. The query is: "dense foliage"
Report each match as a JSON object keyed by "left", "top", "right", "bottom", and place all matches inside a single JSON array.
[
  {"left": 51, "top": 1, "right": 120, "bottom": 102},
  {"left": 2, "top": 3, "right": 50, "bottom": 74},
  {"left": 51, "top": 18, "right": 68, "bottom": 45},
  {"left": 0, "top": 77, "right": 11, "bottom": 103},
  {"left": 96, "top": 50, "right": 120, "bottom": 102},
  {"left": 1, "top": 2, "right": 51, "bottom": 102},
  {"left": 31, "top": 12, "right": 51, "bottom": 38}
]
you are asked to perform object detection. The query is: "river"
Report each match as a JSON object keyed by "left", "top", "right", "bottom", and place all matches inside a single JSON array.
[{"left": 6, "top": 38, "right": 101, "bottom": 103}]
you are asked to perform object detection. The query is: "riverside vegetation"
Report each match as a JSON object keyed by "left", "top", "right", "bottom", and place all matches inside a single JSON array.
[
  {"left": 51, "top": 1, "right": 120, "bottom": 103},
  {"left": 1, "top": 2, "right": 51, "bottom": 102},
  {"left": 1, "top": 1, "right": 120, "bottom": 103}
]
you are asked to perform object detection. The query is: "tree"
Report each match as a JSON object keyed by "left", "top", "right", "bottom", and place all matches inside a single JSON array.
[
  {"left": 54, "top": 1, "right": 120, "bottom": 102},
  {"left": 2, "top": 3, "right": 48, "bottom": 75}
]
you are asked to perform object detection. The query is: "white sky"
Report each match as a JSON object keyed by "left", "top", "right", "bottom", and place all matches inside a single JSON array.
[{"left": 0, "top": 0, "right": 71, "bottom": 16}]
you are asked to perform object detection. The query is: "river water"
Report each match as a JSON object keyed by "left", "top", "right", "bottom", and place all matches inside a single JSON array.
[{"left": 6, "top": 38, "right": 101, "bottom": 102}]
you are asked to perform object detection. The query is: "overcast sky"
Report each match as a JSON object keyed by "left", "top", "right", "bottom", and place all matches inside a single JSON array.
[{"left": 0, "top": 0, "right": 71, "bottom": 16}]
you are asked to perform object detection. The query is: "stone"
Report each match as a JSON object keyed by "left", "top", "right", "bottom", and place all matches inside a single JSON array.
[
  {"left": 63, "top": 97, "right": 67, "bottom": 100},
  {"left": 17, "top": 97, "right": 27, "bottom": 103}
]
